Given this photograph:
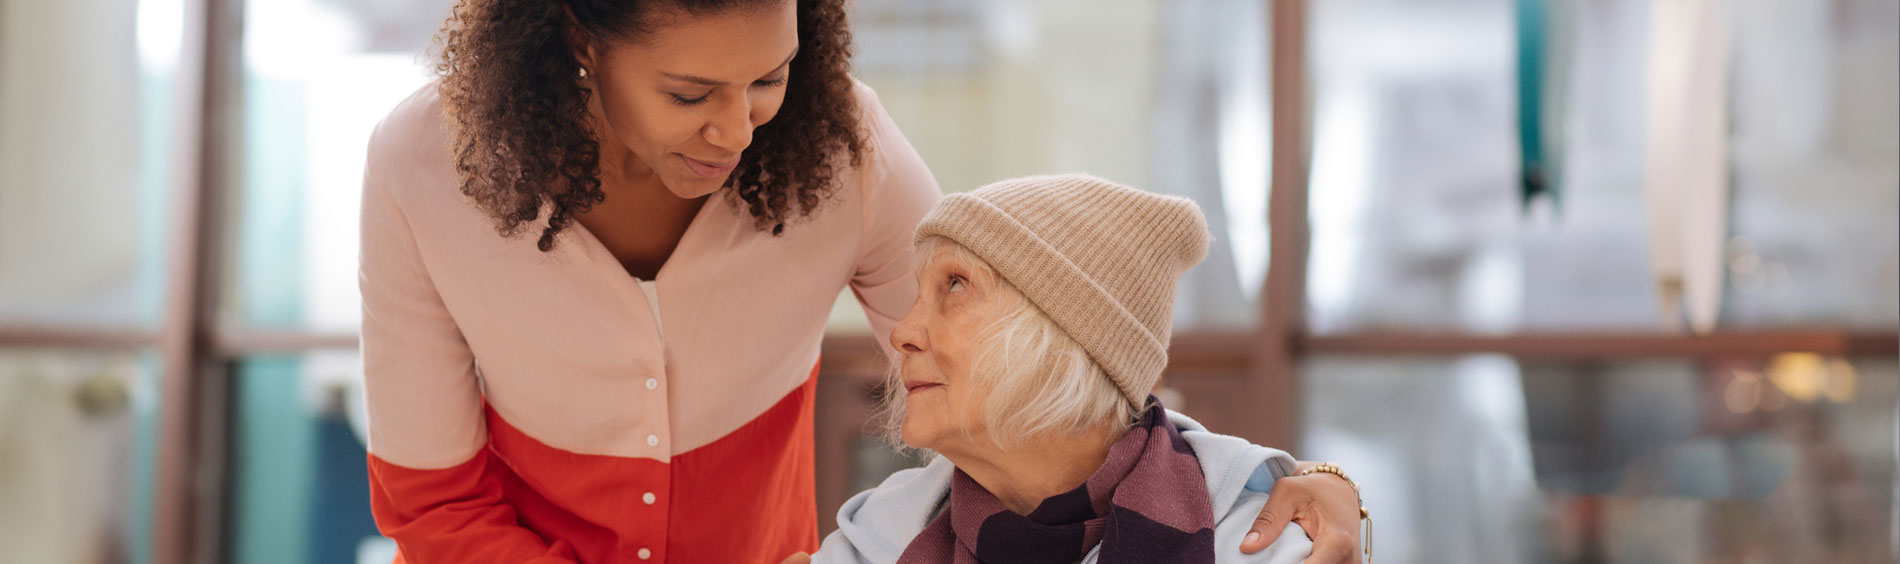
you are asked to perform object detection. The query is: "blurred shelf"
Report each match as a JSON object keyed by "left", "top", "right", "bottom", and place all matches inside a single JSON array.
[
  {"left": 0, "top": 326, "right": 155, "bottom": 349},
  {"left": 0, "top": 326, "right": 358, "bottom": 354},
  {"left": 213, "top": 329, "right": 359, "bottom": 355}
]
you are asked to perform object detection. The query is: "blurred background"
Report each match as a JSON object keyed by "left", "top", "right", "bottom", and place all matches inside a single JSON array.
[{"left": 0, "top": 0, "right": 1894, "bottom": 563}]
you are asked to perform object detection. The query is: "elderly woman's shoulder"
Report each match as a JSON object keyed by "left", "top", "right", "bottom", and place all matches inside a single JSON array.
[
  {"left": 815, "top": 456, "right": 955, "bottom": 564},
  {"left": 1169, "top": 410, "right": 1315, "bottom": 564}
]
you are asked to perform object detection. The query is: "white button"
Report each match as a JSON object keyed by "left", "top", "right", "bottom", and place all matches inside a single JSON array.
[
  {"left": 642, "top": 492, "right": 656, "bottom": 505},
  {"left": 637, "top": 548, "right": 651, "bottom": 560},
  {"left": 645, "top": 378, "right": 658, "bottom": 390},
  {"left": 646, "top": 435, "right": 659, "bottom": 447}
]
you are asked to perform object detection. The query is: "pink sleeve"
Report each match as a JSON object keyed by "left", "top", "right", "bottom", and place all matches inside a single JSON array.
[
  {"left": 848, "top": 83, "right": 942, "bottom": 359},
  {"left": 358, "top": 109, "right": 577, "bottom": 563},
  {"left": 358, "top": 111, "right": 487, "bottom": 471}
]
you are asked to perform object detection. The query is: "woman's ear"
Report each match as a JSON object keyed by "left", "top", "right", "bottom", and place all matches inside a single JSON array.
[{"left": 563, "top": 5, "right": 601, "bottom": 73}]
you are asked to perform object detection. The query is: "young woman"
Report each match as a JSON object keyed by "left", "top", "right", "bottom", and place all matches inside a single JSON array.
[{"left": 359, "top": 0, "right": 1363, "bottom": 562}]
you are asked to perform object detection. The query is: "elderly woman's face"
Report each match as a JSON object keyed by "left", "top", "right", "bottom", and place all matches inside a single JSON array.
[{"left": 889, "top": 245, "right": 1007, "bottom": 451}]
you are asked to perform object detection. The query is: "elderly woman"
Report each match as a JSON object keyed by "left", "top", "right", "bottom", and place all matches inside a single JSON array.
[{"left": 795, "top": 174, "right": 1322, "bottom": 564}]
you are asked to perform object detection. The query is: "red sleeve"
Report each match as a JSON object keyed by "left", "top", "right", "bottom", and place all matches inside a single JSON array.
[{"left": 368, "top": 453, "right": 579, "bottom": 563}]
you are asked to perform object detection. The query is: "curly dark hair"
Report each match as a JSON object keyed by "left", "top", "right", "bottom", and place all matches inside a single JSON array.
[{"left": 433, "top": 0, "right": 865, "bottom": 250}]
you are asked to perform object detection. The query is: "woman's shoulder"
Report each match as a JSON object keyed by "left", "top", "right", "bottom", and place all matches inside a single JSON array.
[
  {"left": 842, "top": 79, "right": 925, "bottom": 181},
  {"left": 836, "top": 80, "right": 892, "bottom": 187},
  {"left": 364, "top": 82, "right": 458, "bottom": 205},
  {"left": 846, "top": 79, "right": 885, "bottom": 133},
  {"left": 831, "top": 79, "right": 940, "bottom": 239}
]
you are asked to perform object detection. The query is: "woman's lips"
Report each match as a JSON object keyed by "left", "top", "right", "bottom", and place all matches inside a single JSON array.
[
  {"left": 903, "top": 382, "right": 943, "bottom": 394},
  {"left": 680, "top": 154, "right": 738, "bottom": 178}
]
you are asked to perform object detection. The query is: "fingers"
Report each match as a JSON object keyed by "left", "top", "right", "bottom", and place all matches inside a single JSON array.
[
  {"left": 1291, "top": 489, "right": 1362, "bottom": 564},
  {"left": 1243, "top": 495, "right": 1299, "bottom": 553},
  {"left": 1301, "top": 533, "right": 1357, "bottom": 564},
  {"left": 1292, "top": 471, "right": 1364, "bottom": 559}
]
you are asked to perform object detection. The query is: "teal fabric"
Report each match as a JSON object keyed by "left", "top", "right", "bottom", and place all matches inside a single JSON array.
[
  {"left": 1516, "top": 0, "right": 1572, "bottom": 211},
  {"left": 1516, "top": 0, "right": 1550, "bottom": 209}
]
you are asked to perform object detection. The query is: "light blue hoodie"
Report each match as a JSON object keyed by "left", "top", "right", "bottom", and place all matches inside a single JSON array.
[{"left": 811, "top": 411, "right": 1314, "bottom": 564}]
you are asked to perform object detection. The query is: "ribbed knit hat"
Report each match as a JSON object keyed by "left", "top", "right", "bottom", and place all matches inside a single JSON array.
[{"left": 913, "top": 174, "right": 1211, "bottom": 408}]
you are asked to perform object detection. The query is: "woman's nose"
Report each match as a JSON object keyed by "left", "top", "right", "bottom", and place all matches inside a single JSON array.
[
  {"left": 702, "top": 95, "right": 755, "bottom": 153},
  {"left": 890, "top": 310, "right": 927, "bottom": 355}
]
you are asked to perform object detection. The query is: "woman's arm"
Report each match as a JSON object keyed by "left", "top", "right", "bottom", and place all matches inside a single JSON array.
[
  {"left": 846, "top": 83, "right": 942, "bottom": 350},
  {"left": 1241, "top": 461, "right": 1364, "bottom": 563},
  {"left": 358, "top": 117, "right": 577, "bottom": 564}
]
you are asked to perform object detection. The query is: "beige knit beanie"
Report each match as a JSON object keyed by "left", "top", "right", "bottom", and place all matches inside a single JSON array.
[{"left": 912, "top": 173, "right": 1211, "bottom": 408}]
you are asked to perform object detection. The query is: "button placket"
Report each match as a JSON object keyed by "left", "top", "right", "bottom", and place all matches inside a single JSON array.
[{"left": 620, "top": 272, "right": 671, "bottom": 564}]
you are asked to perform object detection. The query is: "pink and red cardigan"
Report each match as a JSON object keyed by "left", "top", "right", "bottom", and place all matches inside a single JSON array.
[{"left": 358, "top": 81, "right": 940, "bottom": 563}]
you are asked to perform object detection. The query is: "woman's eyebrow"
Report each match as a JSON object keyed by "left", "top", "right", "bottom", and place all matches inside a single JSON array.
[{"left": 659, "top": 46, "right": 799, "bottom": 86}]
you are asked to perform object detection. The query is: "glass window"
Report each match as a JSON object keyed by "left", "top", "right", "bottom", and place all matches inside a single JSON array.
[
  {"left": 0, "top": 0, "right": 181, "bottom": 328},
  {"left": 1306, "top": 0, "right": 1899, "bottom": 334},
  {"left": 1300, "top": 353, "right": 1897, "bottom": 562},
  {"left": 2, "top": 0, "right": 183, "bottom": 561},
  {"left": 225, "top": 1, "right": 452, "bottom": 561},
  {"left": 229, "top": 0, "right": 455, "bottom": 332},
  {"left": 225, "top": 0, "right": 1271, "bottom": 336},
  {"left": 1724, "top": 0, "right": 1900, "bottom": 330},
  {"left": 830, "top": 0, "right": 1274, "bottom": 333}
]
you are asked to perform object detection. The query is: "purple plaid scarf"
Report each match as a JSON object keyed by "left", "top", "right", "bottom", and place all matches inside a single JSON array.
[{"left": 895, "top": 401, "right": 1215, "bottom": 564}]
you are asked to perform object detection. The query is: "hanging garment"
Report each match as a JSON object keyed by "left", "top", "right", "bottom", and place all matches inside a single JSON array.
[{"left": 1643, "top": 0, "right": 1731, "bottom": 334}]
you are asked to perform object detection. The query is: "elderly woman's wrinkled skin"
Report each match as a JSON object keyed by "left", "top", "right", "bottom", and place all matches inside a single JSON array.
[
  {"left": 886, "top": 244, "right": 994, "bottom": 450},
  {"left": 887, "top": 245, "right": 1122, "bottom": 515}
]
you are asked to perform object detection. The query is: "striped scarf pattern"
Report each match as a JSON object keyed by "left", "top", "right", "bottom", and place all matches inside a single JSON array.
[{"left": 896, "top": 401, "right": 1215, "bottom": 564}]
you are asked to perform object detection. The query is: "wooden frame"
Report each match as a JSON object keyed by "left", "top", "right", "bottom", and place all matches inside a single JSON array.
[
  {"left": 1304, "top": 331, "right": 1899, "bottom": 359},
  {"left": 3, "top": 0, "right": 1897, "bottom": 557},
  {"left": 1248, "top": 0, "right": 1313, "bottom": 451},
  {"left": 151, "top": 0, "right": 244, "bottom": 561},
  {"left": 0, "top": 326, "right": 156, "bottom": 349}
]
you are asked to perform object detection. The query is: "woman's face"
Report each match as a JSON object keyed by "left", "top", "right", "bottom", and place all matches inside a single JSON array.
[
  {"left": 890, "top": 245, "right": 1008, "bottom": 452},
  {"left": 577, "top": 1, "right": 798, "bottom": 199}
]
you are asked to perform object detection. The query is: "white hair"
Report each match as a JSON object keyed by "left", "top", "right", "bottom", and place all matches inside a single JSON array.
[{"left": 881, "top": 236, "right": 1139, "bottom": 451}]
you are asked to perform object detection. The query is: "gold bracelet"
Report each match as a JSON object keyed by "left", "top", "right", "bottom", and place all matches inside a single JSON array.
[
  {"left": 1300, "top": 462, "right": 1371, "bottom": 562},
  {"left": 1299, "top": 462, "right": 1359, "bottom": 497}
]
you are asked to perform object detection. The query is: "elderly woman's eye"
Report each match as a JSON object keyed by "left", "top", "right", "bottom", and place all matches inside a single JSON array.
[{"left": 947, "top": 276, "right": 966, "bottom": 292}]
